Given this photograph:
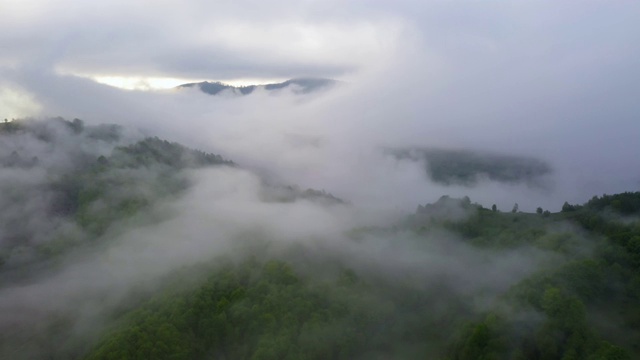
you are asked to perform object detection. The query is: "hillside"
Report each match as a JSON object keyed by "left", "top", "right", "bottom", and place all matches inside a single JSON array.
[
  {"left": 389, "top": 147, "right": 553, "bottom": 187},
  {"left": 0, "top": 118, "right": 638, "bottom": 360}
]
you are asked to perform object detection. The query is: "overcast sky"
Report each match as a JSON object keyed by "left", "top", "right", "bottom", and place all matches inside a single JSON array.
[
  {"left": 1, "top": 0, "right": 406, "bottom": 83},
  {"left": 1, "top": 0, "right": 639, "bottom": 210},
  {"left": 1, "top": 0, "right": 633, "bottom": 82}
]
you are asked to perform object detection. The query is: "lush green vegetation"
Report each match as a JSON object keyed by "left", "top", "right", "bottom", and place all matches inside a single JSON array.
[
  {"left": 79, "top": 194, "right": 640, "bottom": 360},
  {"left": 0, "top": 118, "right": 233, "bottom": 270},
  {"left": 441, "top": 192, "right": 640, "bottom": 359},
  {"left": 82, "top": 197, "right": 640, "bottom": 359},
  {"left": 87, "top": 260, "right": 445, "bottom": 360}
]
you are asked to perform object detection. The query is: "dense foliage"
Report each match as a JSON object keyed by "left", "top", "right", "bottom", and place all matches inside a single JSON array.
[
  {"left": 81, "top": 196, "right": 640, "bottom": 359},
  {"left": 0, "top": 118, "right": 232, "bottom": 270},
  {"left": 80, "top": 197, "right": 640, "bottom": 359},
  {"left": 87, "top": 260, "right": 447, "bottom": 360}
]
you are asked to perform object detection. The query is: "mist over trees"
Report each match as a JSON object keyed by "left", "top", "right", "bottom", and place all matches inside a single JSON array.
[
  {"left": 2, "top": 0, "right": 639, "bottom": 358},
  {"left": 0, "top": 118, "right": 638, "bottom": 359},
  {"left": 388, "top": 148, "right": 553, "bottom": 187}
]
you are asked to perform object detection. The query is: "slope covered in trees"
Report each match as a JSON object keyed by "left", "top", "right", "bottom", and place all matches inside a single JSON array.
[
  {"left": 389, "top": 148, "right": 552, "bottom": 186},
  {"left": 0, "top": 119, "right": 638, "bottom": 359},
  {"left": 0, "top": 118, "right": 233, "bottom": 274},
  {"left": 83, "top": 192, "right": 640, "bottom": 360}
]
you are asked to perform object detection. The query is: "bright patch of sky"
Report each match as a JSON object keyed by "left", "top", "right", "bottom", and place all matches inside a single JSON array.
[
  {"left": 87, "top": 76, "right": 193, "bottom": 91},
  {"left": 88, "top": 76, "right": 290, "bottom": 90},
  {"left": 0, "top": 88, "right": 41, "bottom": 119}
]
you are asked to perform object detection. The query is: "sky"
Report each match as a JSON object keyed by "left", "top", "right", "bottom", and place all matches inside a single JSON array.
[{"left": 1, "top": 0, "right": 640, "bottom": 211}]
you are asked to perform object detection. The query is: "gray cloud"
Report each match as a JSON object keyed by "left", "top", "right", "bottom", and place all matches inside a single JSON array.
[
  {"left": 0, "top": 0, "right": 403, "bottom": 80},
  {"left": 1, "top": 0, "right": 640, "bottom": 212}
]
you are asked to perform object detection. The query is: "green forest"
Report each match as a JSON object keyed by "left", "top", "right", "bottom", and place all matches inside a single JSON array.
[{"left": 1, "top": 118, "right": 639, "bottom": 359}]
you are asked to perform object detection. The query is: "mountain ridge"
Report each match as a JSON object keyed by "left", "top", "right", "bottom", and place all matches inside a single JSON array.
[{"left": 177, "top": 77, "right": 338, "bottom": 96}]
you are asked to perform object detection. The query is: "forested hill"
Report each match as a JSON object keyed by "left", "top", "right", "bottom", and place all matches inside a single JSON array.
[
  {"left": 82, "top": 192, "right": 640, "bottom": 360},
  {"left": 0, "top": 118, "right": 234, "bottom": 273},
  {"left": 0, "top": 118, "right": 341, "bottom": 275},
  {"left": 389, "top": 147, "right": 553, "bottom": 187},
  {"left": 1, "top": 118, "right": 639, "bottom": 359}
]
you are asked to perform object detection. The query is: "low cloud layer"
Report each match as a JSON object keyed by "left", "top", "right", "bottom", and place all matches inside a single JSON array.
[
  {"left": 0, "top": 165, "right": 562, "bottom": 358},
  {"left": 0, "top": 0, "right": 403, "bottom": 80},
  {"left": 2, "top": 1, "right": 639, "bottom": 211}
]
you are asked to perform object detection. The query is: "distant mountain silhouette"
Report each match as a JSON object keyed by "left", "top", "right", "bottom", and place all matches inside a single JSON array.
[
  {"left": 387, "top": 147, "right": 553, "bottom": 187},
  {"left": 177, "top": 77, "right": 337, "bottom": 96}
]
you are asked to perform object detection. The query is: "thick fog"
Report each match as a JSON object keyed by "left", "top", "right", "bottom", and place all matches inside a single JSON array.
[
  {"left": 1, "top": 1, "right": 640, "bottom": 357},
  {"left": 0, "top": 162, "right": 567, "bottom": 359},
  {"left": 2, "top": 1, "right": 639, "bottom": 212}
]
